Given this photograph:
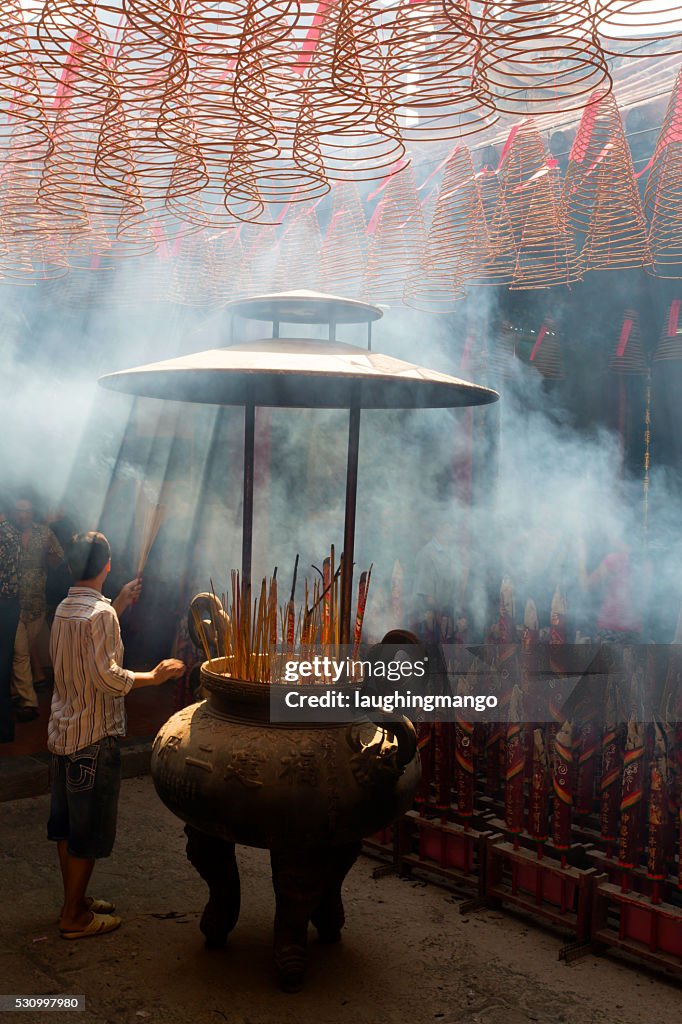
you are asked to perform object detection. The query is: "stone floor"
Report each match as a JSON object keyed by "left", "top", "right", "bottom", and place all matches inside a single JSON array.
[{"left": 0, "top": 777, "right": 680, "bottom": 1024}]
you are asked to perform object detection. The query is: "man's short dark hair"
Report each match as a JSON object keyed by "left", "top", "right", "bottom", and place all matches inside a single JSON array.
[{"left": 67, "top": 532, "right": 111, "bottom": 581}]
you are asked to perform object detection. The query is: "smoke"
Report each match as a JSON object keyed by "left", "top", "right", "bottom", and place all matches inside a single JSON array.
[{"left": 1, "top": 237, "right": 681, "bottom": 659}]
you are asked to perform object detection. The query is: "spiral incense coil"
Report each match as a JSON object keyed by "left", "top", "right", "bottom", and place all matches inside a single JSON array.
[
  {"left": 528, "top": 318, "right": 565, "bottom": 379},
  {"left": 238, "top": 221, "right": 280, "bottom": 294},
  {"left": 654, "top": 299, "right": 682, "bottom": 360},
  {"left": 644, "top": 69, "right": 682, "bottom": 278},
  {"left": 274, "top": 203, "right": 324, "bottom": 292},
  {"left": 497, "top": 121, "right": 580, "bottom": 289},
  {"left": 474, "top": 1, "right": 610, "bottom": 116},
  {"left": 169, "top": 228, "right": 222, "bottom": 307},
  {"left": 404, "top": 146, "right": 490, "bottom": 313},
  {"left": 470, "top": 169, "right": 516, "bottom": 286},
  {"left": 320, "top": 181, "right": 368, "bottom": 298},
  {"left": 363, "top": 162, "right": 425, "bottom": 305},
  {"left": 563, "top": 90, "right": 651, "bottom": 272},
  {"left": 298, "top": 2, "right": 406, "bottom": 181},
  {"left": 0, "top": 1, "right": 52, "bottom": 161},
  {"left": 375, "top": 2, "right": 497, "bottom": 142},
  {"left": 595, "top": 0, "right": 682, "bottom": 59},
  {"left": 609, "top": 309, "right": 647, "bottom": 373},
  {"left": 212, "top": 230, "right": 249, "bottom": 305},
  {"left": 104, "top": 2, "right": 206, "bottom": 210},
  {"left": 36, "top": 2, "right": 128, "bottom": 222},
  {"left": 485, "top": 324, "right": 518, "bottom": 384}
]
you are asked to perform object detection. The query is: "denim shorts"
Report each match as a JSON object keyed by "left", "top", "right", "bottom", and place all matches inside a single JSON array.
[{"left": 47, "top": 736, "right": 121, "bottom": 859}]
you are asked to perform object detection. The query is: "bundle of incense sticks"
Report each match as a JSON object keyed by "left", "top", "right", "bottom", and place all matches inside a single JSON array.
[
  {"left": 191, "top": 547, "right": 373, "bottom": 683},
  {"left": 136, "top": 502, "right": 165, "bottom": 577}
]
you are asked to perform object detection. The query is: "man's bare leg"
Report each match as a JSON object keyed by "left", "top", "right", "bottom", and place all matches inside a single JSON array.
[{"left": 57, "top": 840, "right": 96, "bottom": 931}]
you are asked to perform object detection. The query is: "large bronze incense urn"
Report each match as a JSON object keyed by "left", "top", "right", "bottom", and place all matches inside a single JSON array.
[
  {"left": 99, "top": 291, "right": 498, "bottom": 990},
  {"left": 153, "top": 661, "right": 420, "bottom": 848}
]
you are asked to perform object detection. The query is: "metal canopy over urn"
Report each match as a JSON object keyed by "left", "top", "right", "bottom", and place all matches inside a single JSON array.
[{"left": 99, "top": 290, "right": 498, "bottom": 991}]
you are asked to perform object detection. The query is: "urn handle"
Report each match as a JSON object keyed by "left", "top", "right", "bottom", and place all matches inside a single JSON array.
[
  {"left": 371, "top": 711, "right": 417, "bottom": 771},
  {"left": 188, "top": 592, "right": 229, "bottom": 653}
]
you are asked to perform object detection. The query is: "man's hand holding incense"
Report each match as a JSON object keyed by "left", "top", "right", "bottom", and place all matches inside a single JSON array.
[{"left": 113, "top": 578, "right": 143, "bottom": 617}]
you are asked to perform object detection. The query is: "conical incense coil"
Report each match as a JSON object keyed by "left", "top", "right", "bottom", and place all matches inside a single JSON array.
[
  {"left": 475, "top": 1, "right": 610, "bottom": 116},
  {"left": 654, "top": 299, "right": 682, "bottom": 360},
  {"left": 274, "top": 203, "right": 324, "bottom": 293},
  {"left": 0, "top": 0, "right": 52, "bottom": 161},
  {"left": 299, "top": 2, "right": 406, "bottom": 181},
  {"left": 404, "top": 146, "right": 490, "bottom": 313},
  {"left": 563, "top": 90, "right": 651, "bottom": 272},
  {"left": 595, "top": 0, "right": 682, "bottom": 58},
  {"left": 169, "top": 229, "right": 222, "bottom": 308},
  {"left": 363, "top": 162, "right": 426, "bottom": 305},
  {"left": 497, "top": 121, "right": 580, "bottom": 289},
  {"left": 644, "top": 68, "right": 682, "bottom": 278},
  {"left": 212, "top": 230, "right": 249, "bottom": 306},
  {"left": 609, "top": 310, "right": 647, "bottom": 373},
  {"left": 470, "top": 169, "right": 516, "bottom": 285},
  {"left": 105, "top": 1, "right": 206, "bottom": 212},
  {"left": 238, "top": 220, "right": 280, "bottom": 294},
  {"left": 37, "top": 2, "right": 133, "bottom": 222},
  {"left": 321, "top": 181, "right": 368, "bottom": 298},
  {"left": 373, "top": 1, "right": 497, "bottom": 142},
  {"left": 528, "top": 319, "right": 565, "bottom": 379}
]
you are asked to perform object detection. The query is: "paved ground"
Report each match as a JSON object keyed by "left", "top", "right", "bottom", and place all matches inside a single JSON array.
[{"left": 1, "top": 777, "right": 680, "bottom": 1024}]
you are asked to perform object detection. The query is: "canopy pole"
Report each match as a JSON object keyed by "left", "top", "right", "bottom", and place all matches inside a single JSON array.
[
  {"left": 340, "top": 396, "right": 361, "bottom": 645},
  {"left": 242, "top": 401, "right": 255, "bottom": 592}
]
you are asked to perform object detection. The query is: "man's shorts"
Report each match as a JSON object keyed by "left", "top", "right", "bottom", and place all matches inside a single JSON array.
[{"left": 47, "top": 736, "right": 121, "bottom": 859}]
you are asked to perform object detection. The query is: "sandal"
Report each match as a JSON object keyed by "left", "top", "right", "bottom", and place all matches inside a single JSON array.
[
  {"left": 58, "top": 897, "right": 115, "bottom": 922},
  {"left": 60, "top": 912, "right": 121, "bottom": 940}
]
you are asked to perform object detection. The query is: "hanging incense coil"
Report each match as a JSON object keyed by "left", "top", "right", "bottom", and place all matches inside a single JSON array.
[
  {"left": 320, "top": 181, "right": 368, "bottom": 298},
  {"left": 404, "top": 146, "right": 490, "bottom": 313},
  {"left": 363, "top": 162, "right": 425, "bottom": 305},
  {"left": 0, "top": 1, "right": 52, "bottom": 161},
  {"left": 654, "top": 299, "right": 682, "bottom": 360},
  {"left": 475, "top": 1, "right": 610, "bottom": 116},
  {"left": 609, "top": 309, "right": 646, "bottom": 373},
  {"left": 497, "top": 121, "right": 580, "bottom": 289},
  {"left": 644, "top": 68, "right": 682, "bottom": 278},
  {"left": 169, "top": 228, "right": 222, "bottom": 307},
  {"left": 238, "top": 220, "right": 280, "bottom": 295},
  {"left": 595, "top": 0, "right": 682, "bottom": 59},
  {"left": 274, "top": 203, "right": 324, "bottom": 292},
  {"left": 212, "top": 231, "right": 249, "bottom": 306},
  {"left": 298, "top": 2, "right": 405, "bottom": 181},
  {"left": 470, "top": 169, "right": 517, "bottom": 286},
  {"left": 563, "top": 90, "right": 651, "bottom": 272},
  {"left": 105, "top": 1, "right": 206, "bottom": 215},
  {"left": 375, "top": 2, "right": 497, "bottom": 142},
  {"left": 528, "top": 319, "right": 565, "bottom": 380}
]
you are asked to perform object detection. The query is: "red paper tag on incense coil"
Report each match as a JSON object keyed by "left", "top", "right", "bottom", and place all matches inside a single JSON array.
[{"left": 617, "top": 318, "right": 634, "bottom": 357}]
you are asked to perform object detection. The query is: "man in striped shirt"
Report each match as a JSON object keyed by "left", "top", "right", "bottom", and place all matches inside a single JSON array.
[{"left": 48, "top": 531, "right": 184, "bottom": 940}]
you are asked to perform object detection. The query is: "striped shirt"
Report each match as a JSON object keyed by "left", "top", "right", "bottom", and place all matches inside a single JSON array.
[{"left": 48, "top": 587, "right": 136, "bottom": 756}]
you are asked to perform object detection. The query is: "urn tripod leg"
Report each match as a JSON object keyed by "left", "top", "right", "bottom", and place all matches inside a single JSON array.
[
  {"left": 310, "top": 840, "right": 361, "bottom": 943},
  {"left": 184, "top": 825, "right": 241, "bottom": 949},
  {"left": 269, "top": 847, "right": 328, "bottom": 992}
]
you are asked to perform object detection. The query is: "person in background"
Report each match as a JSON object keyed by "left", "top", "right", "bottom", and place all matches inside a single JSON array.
[
  {"left": 0, "top": 498, "right": 21, "bottom": 743},
  {"left": 48, "top": 531, "right": 185, "bottom": 939},
  {"left": 11, "top": 493, "right": 64, "bottom": 721}
]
